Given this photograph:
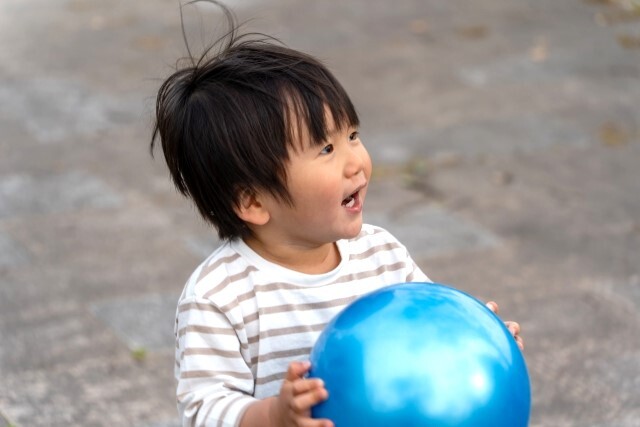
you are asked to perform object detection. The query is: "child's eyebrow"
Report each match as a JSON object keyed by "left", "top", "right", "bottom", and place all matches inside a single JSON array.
[{"left": 327, "top": 122, "right": 356, "bottom": 138}]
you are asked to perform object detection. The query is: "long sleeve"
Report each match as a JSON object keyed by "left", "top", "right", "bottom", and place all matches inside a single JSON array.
[{"left": 175, "top": 296, "right": 256, "bottom": 427}]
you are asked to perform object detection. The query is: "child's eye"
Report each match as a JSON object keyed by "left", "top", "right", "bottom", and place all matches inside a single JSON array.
[
  {"left": 349, "top": 131, "right": 360, "bottom": 141},
  {"left": 320, "top": 144, "right": 334, "bottom": 154}
]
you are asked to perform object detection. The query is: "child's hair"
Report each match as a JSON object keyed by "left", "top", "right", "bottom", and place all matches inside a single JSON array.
[{"left": 150, "top": 1, "right": 359, "bottom": 240}]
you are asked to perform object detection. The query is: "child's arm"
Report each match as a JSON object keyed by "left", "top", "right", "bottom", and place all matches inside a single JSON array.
[
  {"left": 177, "top": 295, "right": 333, "bottom": 427},
  {"left": 240, "top": 361, "right": 333, "bottom": 427},
  {"left": 176, "top": 295, "right": 259, "bottom": 425}
]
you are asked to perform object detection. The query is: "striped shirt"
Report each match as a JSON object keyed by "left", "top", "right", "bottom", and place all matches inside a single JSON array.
[{"left": 175, "top": 224, "right": 430, "bottom": 426}]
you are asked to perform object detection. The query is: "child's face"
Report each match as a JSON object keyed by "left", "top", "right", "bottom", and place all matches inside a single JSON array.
[{"left": 263, "top": 113, "right": 372, "bottom": 247}]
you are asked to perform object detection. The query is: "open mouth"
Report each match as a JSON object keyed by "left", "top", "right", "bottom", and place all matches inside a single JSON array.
[{"left": 342, "top": 191, "right": 358, "bottom": 208}]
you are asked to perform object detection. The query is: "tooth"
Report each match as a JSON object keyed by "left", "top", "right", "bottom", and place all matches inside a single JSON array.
[{"left": 346, "top": 197, "right": 355, "bottom": 208}]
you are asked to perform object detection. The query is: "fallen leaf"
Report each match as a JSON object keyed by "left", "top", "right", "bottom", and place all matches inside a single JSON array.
[
  {"left": 529, "top": 37, "right": 548, "bottom": 62},
  {"left": 599, "top": 122, "right": 630, "bottom": 146},
  {"left": 617, "top": 33, "right": 640, "bottom": 49}
]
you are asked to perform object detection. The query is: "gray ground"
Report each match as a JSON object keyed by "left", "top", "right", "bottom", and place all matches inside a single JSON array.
[{"left": 1, "top": 0, "right": 639, "bottom": 426}]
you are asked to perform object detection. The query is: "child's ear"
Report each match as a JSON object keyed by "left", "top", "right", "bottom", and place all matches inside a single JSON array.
[{"left": 234, "top": 189, "right": 270, "bottom": 226}]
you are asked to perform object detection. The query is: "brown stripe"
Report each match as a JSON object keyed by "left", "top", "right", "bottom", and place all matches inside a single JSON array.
[
  {"left": 196, "top": 252, "right": 242, "bottom": 283},
  {"left": 184, "top": 347, "right": 241, "bottom": 358},
  {"left": 178, "top": 301, "right": 221, "bottom": 313},
  {"left": 178, "top": 342, "right": 249, "bottom": 360},
  {"left": 215, "top": 298, "right": 240, "bottom": 314},
  {"left": 247, "top": 323, "right": 325, "bottom": 345},
  {"left": 244, "top": 311, "right": 259, "bottom": 324},
  {"left": 178, "top": 301, "right": 259, "bottom": 331},
  {"left": 202, "top": 266, "right": 259, "bottom": 299},
  {"left": 350, "top": 241, "right": 402, "bottom": 260},
  {"left": 217, "top": 394, "right": 249, "bottom": 427},
  {"left": 201, "top": 404, "right": 216, "bottom": 427},
  {"left": 259, "top": 322, "right": 326, "bottom": 340},
  {"left": 251, "top": 346, "right": 312, "bottom": 365},
  {"left": 222, "top": 381, "right": 251, "bottom": 393},
  {"left": 237, "top": 288, "right": 258, "bottom": 303},
  {"left": 334, "top": 261, "right": 405, "bottom": 285},
  {"left": 181, "top": 369, "right": 254, "bottom": 380},
  {"left": 259, "top": 296, "right": 353, "bottom": 315},
  {"left": 177, "top": 324, "right": 236, "bottom": 338},
  {"left": 256, "top": 371, "right": 287, "bottom": 386},
  {"left": 254, "top": 281, "right": 312, "bottom": 292}
]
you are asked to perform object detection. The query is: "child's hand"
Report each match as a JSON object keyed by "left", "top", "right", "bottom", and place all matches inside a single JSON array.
[
  {"left": 486, "top": 301, "right": 524, "bottom": 351},
  {"left": 270, "top": 361, "right": 334, "bottom": 427}
]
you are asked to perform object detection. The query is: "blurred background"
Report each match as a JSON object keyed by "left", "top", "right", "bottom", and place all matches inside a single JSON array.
[{"left": 1, "top": 0, "right": 639, "bottom": 426}]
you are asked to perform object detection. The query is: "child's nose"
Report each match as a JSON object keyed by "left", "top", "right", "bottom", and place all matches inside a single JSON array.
[{"left": 344, "top": 145, "right": 367, "bottom": 177}]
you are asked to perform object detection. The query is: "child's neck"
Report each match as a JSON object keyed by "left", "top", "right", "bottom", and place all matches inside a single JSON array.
[{"left": 242, "top": 235, "right": 341, "bottom": 274}]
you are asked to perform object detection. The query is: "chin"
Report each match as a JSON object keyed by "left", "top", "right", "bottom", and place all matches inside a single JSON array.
[{"left": 341, "top": 222, "right": 364, "bottom": 239}]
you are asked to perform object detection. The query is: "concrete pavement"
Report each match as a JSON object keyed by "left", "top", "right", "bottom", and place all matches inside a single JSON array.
[{"left": 1, "top": 0, "right": 639, "bottom": 426}]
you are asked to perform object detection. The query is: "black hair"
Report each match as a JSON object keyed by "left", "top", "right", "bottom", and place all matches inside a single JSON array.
[{"left": 150, "top": 1, "right": 359, "bottom": 240}]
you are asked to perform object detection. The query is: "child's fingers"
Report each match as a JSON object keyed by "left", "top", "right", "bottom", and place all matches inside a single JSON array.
[
  {"left": 286, "top": 380, "right": 333, "bottom": 427},
  {"left": 285, "top": 360, "right": 311, "bottom": 381},
  {"left": 289, "top": 384, "right": 328, "bottom": 413},
  {"left": 506, "top": 321, "right": 521, "bottom": 336},
  {"left": 505, "top": 321, "right": 524, "bottom": 350},
  {"left": 484, "top": 303, "right": 524, "bottom": 350},
  {"left": 486, "top": 301, "right": 524, "bottom": 350},
  {"left": 515, "top": 334, "right": 525, "bottom": 350},
  {"left": 299, "top": 418, "right": 334, "bottom": 427},
  {"left": 486, "top": 301, "right": 499, "bottom": 314},
  {"left": 291, "top": 378, "right": 325, "bottom": 396}
]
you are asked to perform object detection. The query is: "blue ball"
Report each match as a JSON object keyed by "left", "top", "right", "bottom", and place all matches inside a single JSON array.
[{"left": 309, "top": 282, "right": 530, "bottom": 427}]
